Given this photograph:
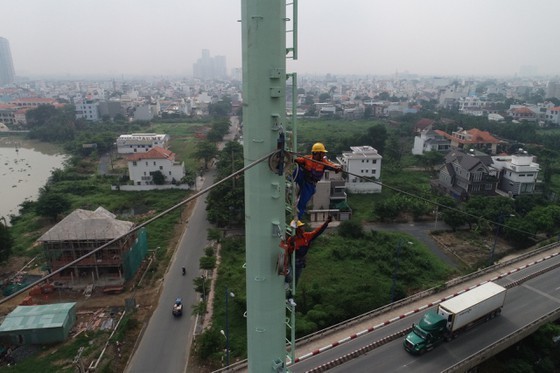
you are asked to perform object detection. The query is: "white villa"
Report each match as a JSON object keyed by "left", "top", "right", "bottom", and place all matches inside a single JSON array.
[
  {"left": 492, "top": 152, "right": 540, "bottom": 197},
  {"left": 337, "top": 146, "right": 382, "bottom": 193},
  {"left": 126, "top": 147, "right": 185, "bottom": 186}
]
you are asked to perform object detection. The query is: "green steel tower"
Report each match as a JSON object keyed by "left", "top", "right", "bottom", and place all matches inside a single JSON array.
[{"left": 241, "top": 0, "right": 290, "bottom": 371}]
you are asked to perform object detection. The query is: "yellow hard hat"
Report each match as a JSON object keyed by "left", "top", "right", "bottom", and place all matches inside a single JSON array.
[
  {"left": 311, "top": 142, "right": 327, "bottom": 153},
  {"left": 290, "top": 220, "right": 305, "bottom": 228}
]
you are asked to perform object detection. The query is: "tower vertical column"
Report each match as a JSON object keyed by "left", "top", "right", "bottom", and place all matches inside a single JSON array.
[{"left": 241, "top": 1, "right": 287, "bottom": 372}]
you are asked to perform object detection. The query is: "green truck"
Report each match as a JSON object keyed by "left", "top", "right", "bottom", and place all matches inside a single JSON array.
[{"left": 404, "top": 282, "right": 507, "bottom": 355}]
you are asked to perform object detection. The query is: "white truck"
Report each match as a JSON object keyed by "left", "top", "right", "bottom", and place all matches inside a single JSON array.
[{"left": 404, "top": 282, "right": 507, "bottom": 354}]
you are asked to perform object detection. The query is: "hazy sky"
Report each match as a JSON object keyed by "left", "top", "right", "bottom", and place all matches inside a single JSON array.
[{"left": 2, "top": 0, "right": 560, "bottom": 78}]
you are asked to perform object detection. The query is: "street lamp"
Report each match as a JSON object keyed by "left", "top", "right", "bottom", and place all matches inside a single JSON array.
[
  {"left": 224, "top": 288, "right": 235, "bottom": 367},
  {"left": 201, "top": 275, "right": 206, "bottom": 302}
]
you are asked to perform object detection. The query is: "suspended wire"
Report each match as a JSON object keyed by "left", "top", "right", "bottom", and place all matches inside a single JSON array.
[
  {"left": 287, "top": 150, "right": 537, "bottom": 237},
  {"left": 0, "top": 150, "right": 277, "bottom": 305}
]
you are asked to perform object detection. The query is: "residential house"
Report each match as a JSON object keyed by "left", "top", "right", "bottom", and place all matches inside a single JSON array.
[
  {"left": 10, "top": 97, "right": 57, "bottom": 108},
  {"left": 413, "top": 118, "right": 435, "bottom": 134},
  {"left": 38, "top": 207, "right": 142, "bottom": 287},
  {"left": 98, "top": 100, "right": 125, "bottom": 119},
  {"left": 492, "top": 152, "right": 540, "bottom": 197},
  {"left": 75, "top": 100, "right": 100, "bottom": 122},
  {"left": 544, "top": 106, "right": 560, "bottom": 126},
  {"left": 432, "top": 149, "right": 499, "bottom": 200},
  {"left": 133, "top": 101, "right": 159, "bottom": 121},
  {"left": 363, "top": 100, "right": 388, "bottom": 117},
  {"left": 337, "top": 146, "right": 382, "bottom": 193},
  {"left": 438, "top": 128, "right": 502, "bottom": 155},
  {"left": 488, "top": 113, "right": 505, "bottom": 122},
  {"left": 309, "top": 173, "right": 351, "bottom": 222},
  {"left": 507, "top": 106, "right": 537, "bottom": 122},
  {"left": 116, "top": 133, "right": 169, "bottom": 154},
  {"left": 412, "top": 129, "right": 451, "bottom": 155},
  {"left": 127, "top": 146, "right": 185, "bottom": 185}
]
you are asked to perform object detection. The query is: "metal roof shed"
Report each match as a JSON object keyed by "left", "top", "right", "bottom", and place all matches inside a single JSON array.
[{"left": 0, "top": 303, "right": 77, "bottom": 344}]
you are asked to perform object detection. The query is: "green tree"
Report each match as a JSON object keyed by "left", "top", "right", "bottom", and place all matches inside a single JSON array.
[
  {"left": 207, "top": 228, "right": 222, "bottom": 242},
  {"left": 363, "top": 124, "right": 387, "bottom": 155},
  {"left": 208, "top": 96, "right": 232, "bottom": 118},
  {"left": 416, "top": 151, "right": 444, "bottom": 173},
  {"left": 27, "top": 104, "right": 77, "bottom": 143},
  {"left": 35, "top": 193, "right": 71, "bottom": 221},
  {"left": 0, "top": 219, "right": 13, "bottom": 261},
  {"left": 191, "top": 301, "right": 207, "bottom": 316},
  {"left": 383, "top": 133, "right": 404, "bottom": 165},
  {"left": 503, "top": 217, "right": 536, "bottom": 245},
  {"left": 206, "top": 142, "right": 245, "bottom": 227},
  {"left": 304, "top": 95, "right": 314, "bottom": 105},
  {"left": 193, "top": 327, "right": 223, "bottom": 362},
  {"left": 338, "top": 220, "right": 364, "bottom": 238},
  {"left": 150, "top": 170, "right": 165, "bottom": 185},
  {"left": 441, "top": 207, "right": 468, "bottom": 231},
  {"left": 318, "top": 93, "right": 330, "bottom": 102},
  {"left": 194, "top": 141, "right": 218, "bottom": 170},
  {"left": 199, "top": 256, "right": 216, "bottom": 270}
]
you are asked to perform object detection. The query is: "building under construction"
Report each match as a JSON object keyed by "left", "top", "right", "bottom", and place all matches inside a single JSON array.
[{"left": 38, "top": 207, "right": 147, "bottom": 288}]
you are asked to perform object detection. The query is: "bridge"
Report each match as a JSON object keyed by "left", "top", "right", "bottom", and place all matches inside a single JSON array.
[{"left": 217, "top": 242, "right": 560, "bottom": 372}]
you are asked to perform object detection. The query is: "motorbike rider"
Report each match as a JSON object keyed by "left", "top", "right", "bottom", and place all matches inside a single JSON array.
[{"left": 182, "top": 267, "right": 186, "bottom": 275}]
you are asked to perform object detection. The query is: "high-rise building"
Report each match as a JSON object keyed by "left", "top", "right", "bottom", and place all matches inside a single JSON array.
[
  {"left": 192, "top": 49, "right": 227, "bottom": 80},
  {"left": 0, "top": 37, "right": 16, "bottom": 86},
  {"left": 546, "top": 81, "right": 560, "bottom": 100}
]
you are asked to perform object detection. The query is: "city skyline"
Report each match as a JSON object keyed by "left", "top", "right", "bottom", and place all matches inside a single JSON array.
[{"left": 1, "top": 0, "right": 560, "bottom": 79}]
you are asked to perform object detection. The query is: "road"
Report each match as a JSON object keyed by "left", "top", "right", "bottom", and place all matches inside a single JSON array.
[
  {"left": 125, "top": 171, "right": 215, "bottom": 373},
  {"left": 126, "top": 116, "right": 238, "bottom": 373}
]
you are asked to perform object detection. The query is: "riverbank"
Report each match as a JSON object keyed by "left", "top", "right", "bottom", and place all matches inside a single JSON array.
[{"left": 0, "top": 137, "right": 67, "bottom": 219}]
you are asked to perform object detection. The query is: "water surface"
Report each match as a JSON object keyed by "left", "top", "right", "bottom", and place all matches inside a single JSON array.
[{"left": 0, "top": 139, "right": 67, "bottom": 220}]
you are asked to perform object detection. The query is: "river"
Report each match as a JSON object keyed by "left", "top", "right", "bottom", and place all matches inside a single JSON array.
[{"left": 0, "top": 138, "right": 67, "bottom": 221}]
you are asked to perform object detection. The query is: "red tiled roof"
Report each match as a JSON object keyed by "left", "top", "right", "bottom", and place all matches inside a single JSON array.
[
  {"left": 510, "top": 107, "right": 534, "bottom": 114},
  {"left": 439, "top": 128, "right": 500, "bottom": 144},
  {"left": 126, "top": 147, "right": 175, "bottom": 161},
  {"left": 550, "top": 106, "right": 560, "bottom": 111},
  {"left": 415, "top": 118, "right": 435, "bottom": 129},
  {"left": 11, "top": 97, "right": 56, "bottom": 103}
]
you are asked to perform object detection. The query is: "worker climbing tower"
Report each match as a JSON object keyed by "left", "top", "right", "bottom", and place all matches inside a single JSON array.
[{"left": 241, "top": 0, "right": 298, "bottom": 371}]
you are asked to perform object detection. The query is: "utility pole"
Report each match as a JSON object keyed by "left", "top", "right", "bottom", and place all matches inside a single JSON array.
[{"left": 242, "top": 0, "right": 288, "bottom": 371}]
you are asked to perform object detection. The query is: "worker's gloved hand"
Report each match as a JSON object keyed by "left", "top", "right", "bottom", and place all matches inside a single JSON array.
[
  {"left": 326, "top": 215, "right": 333, "bottom": 223},
  {"left": 335, "top": 167, "right": 342, "bottom": 174}
]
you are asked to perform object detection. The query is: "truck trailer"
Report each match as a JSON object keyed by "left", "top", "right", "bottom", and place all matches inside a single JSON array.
[{"left": 404, "top": 282, "right": 507, "bottom": 354}]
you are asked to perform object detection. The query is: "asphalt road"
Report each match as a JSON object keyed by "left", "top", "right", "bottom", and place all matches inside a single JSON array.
[
  {"left": 126, "top": 116, "right": 238, "bottom": 373},
  {"left": 125, "top": 171, "right": 215, "bottom": 373}
]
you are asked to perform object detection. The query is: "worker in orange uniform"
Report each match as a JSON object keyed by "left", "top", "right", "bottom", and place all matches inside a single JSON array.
[
  {"left": 294, "top": 142, "right": 341, "bottom": 219},
  {"left": 284, "top": 216, "right": 332, "bottom": 307}
]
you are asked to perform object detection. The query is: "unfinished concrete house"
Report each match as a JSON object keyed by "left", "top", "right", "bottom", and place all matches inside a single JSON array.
[{"left": 38, "top": 207, "right": 147, "bottom": 289}]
